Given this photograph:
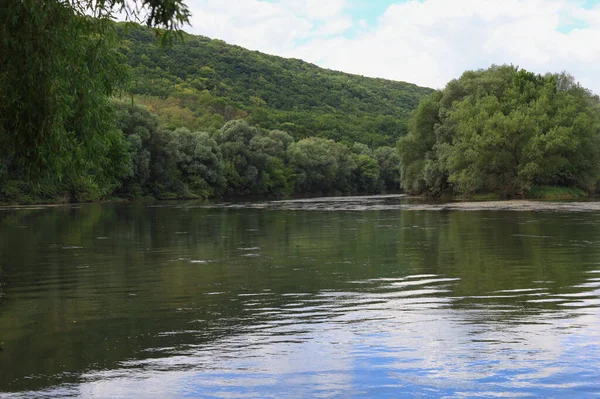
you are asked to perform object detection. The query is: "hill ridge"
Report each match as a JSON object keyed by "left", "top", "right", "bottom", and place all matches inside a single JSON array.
[{"left": 118, "top": 23, "right": 433, "bottom": 146}]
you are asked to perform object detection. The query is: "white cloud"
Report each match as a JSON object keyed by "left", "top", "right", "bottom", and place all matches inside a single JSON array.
[
  {"left": 183, "top": 0, "right": 352, "bottom": 55},
  {"left": 182, "top": 0, "right": 600, "bottom": 93},
  {"left": 312, "top": 15, "right": 354, "bottom": 37},
  {"left": 279, "top": 0, "right": 348, "bottom": 20},
  {"left": 184, "top": 0, "right": 313, "bottom": 54}
]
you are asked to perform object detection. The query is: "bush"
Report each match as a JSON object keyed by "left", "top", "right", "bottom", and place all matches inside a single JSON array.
[{"left": 525, "top": 186, "right": 586, "bottom": 200}]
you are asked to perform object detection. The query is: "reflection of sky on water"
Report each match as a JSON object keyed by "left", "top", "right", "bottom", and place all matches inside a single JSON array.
[
  {"left": 15, "top": 271, "right": 598, "bottom": 399},
  {"left": 2, "top": 201, "right": 600, "bottom": 398}
]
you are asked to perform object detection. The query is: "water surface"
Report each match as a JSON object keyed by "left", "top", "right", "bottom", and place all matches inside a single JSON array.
[{"left": 0, "top": 196, "right": 599, "bottom": 398}]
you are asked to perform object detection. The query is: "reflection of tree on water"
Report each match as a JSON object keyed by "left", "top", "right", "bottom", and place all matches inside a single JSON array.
[
  {"left": 0, "top": 264, "right": 4, "bottom": 302},
  {"left": 0, "top": 203, "right": 598, "bottom": 395}
]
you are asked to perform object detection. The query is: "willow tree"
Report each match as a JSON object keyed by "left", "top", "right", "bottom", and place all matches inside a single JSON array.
[{"left": 0, "top": 0, "right": 190, "bottom": 200}]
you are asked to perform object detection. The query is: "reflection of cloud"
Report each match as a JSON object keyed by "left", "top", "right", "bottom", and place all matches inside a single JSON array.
[{"left": 11, "top": 275, "right": 600, "bottom": 398}]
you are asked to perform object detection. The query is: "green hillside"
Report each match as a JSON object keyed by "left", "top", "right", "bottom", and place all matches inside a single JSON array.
[{"left": 118, "top": 24, "right": 433, "bottom": 146}]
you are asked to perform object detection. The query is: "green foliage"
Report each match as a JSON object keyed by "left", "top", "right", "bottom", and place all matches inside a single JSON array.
[
  {"left": 111, "top": 106, "right": 391, "bottom": 199},
  {"left": 172, "top": 127, "right": 225, "bottom": 197},
  {"left": 289, "top": 138, "right": 345, "bottom": 194},
  {"left": 525, "top": 186, "right": 586, "bottom": 200},
  {"left": 0, "top": 0, "right": 190, "bottom": 203},
  {"left": 0, "top": 2, "right": 128, "bottom": 178},
  {"left": 399, "top": 65, "right": 600, "bottom": 197},
  {"left": 216, "top": 120, "right": 293, "bottom": 196},
  {"left": 354, "top": 155, "right": 381, "bottom": 193},
  {"left": 287, "top": 137, "right": 381, "bottom": 194},
  {"left": 374, "top": 146, "right": 402, "bottom": 191},
  {"left": 117, "top": 23, "right": 432, "bottom": 146},
  {"left": 114, "top": 101, "right": 225, "bottom": 199},
  {"left": 67, "top": 0, "right": 190, "bottom": 31}
]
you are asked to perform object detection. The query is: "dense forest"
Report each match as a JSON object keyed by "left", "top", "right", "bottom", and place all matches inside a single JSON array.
[
  {"left": 399, "top": 65, "right": 600, "bottom": 198},
  {"left": 118, "top": 24, "right": 432, "bottom": 147}
]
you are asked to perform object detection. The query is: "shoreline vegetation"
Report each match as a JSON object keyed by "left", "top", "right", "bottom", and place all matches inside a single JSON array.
[
  {"left": 2, "top": 5, "right": 600, "bottom": 205},
  {"left": 0, "top": 182, "right": 587, "bottom": 207},
  {"left": 523, "top": 186, "right": 587, "bottom": 200}
]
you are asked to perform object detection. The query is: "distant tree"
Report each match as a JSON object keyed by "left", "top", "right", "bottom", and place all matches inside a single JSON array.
[
  {"left": 374, "top": 146, "right": 401, "bottom": 191},
  {"left": 288, "top": 138, "right": 339, "bottom": 194},
  {"left": 353, "top": 154, "right": 381, "bottom": 193},
  {"left": 172, "top": 128, "right": 225, "bottom": 197},
  {"left": 216, "top": 120, "right": 292, "bottom": 196},
  {"left": 288, "top": 137, "right": 359, "bottom": 194}
]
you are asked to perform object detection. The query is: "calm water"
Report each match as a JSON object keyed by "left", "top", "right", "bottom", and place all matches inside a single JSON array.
[{"left": 0, "top": 196, "right": 599, "bottom": 398}]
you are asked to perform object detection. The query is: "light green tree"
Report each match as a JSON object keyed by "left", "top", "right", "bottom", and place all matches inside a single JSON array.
[{"left": 399, "top": 65, "right": 600, "bottom": 197}]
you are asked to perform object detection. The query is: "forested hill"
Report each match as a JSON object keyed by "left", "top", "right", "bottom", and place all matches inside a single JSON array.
[{"left": 117, "top": 23, "right": 433, "bottom": 146}]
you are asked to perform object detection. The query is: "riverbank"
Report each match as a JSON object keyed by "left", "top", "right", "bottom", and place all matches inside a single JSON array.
[
  {"left": 0, "top": 185, "right": 589, "bottom": 208},
  {"left": 1, "top": 193, "right": 598, "bottom": 212},
  {"left": 0, "top": 192, "right": 404, "bottom": 209},
  {"left": 203, "top": 195, "right": 600, "bottom": 212},
  {"left": 0, "top": 196, "right": 200, "bottom": 209}
]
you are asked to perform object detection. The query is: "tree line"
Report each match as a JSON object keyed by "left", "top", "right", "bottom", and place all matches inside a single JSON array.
[
  {"left": 1, "top": 98, "right": 402, "bottom": 203},
  {"left": 114, "top": 101, "right": 401, "bottom": 200}
]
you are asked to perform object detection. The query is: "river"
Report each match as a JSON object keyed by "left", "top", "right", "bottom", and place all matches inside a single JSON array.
[{"left": 0, "top": 196, "right": 599, "bottom": 398}]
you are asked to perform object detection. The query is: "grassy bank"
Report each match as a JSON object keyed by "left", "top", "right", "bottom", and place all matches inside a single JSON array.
[{"left": 525, "top": 186, "right": 587, "bottom": 200}]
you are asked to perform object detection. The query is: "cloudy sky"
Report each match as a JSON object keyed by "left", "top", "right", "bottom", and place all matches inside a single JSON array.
[{"left": 180, "top": 0, "right": 600, "bottom": 92}]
